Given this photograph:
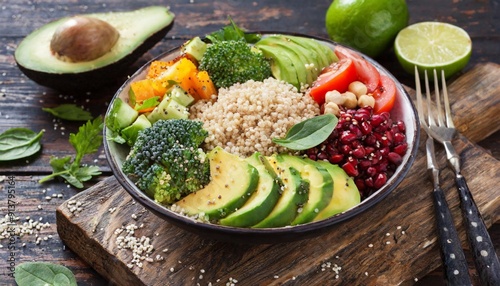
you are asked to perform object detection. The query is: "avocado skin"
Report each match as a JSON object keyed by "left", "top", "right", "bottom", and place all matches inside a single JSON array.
[{"left": 15, "top": 9, "right": 174, "bottom": 92}]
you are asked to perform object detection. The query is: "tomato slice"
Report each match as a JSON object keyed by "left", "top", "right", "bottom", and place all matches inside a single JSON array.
[
  {"left": 309, "top": 58, "right": 357, "bottom": 105},
  {"left": 372, "top": 75, "right": 396, "bottom": 114},
  {"left": 334, "top": 46, "right": 380, "bottom": 93}
]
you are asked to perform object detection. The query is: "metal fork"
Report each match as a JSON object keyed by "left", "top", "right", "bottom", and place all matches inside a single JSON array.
[
  {"left": 416, "top": 68, "right": 472, "bottom": 285},
  {"left": 416, "top": 67, "right": 500, "bottom": 285}
]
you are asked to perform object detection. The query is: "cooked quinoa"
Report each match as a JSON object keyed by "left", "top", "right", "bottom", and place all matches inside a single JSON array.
[{"left": 189, "top": 77, "right": 320, "bottom": 157}]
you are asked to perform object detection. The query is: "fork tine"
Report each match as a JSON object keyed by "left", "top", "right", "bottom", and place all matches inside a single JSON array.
[
  {"left": 440, "top": 70, "right": 455, "bottom": 128},
  {"left": 433, "top": 69, "right": 445, "bottom": 127},
  {"left": 424, "top": 70, "right": 436, "bottom": 127},
  {"left": 415, "top": 66, "right": 425, "bottom": 126}
]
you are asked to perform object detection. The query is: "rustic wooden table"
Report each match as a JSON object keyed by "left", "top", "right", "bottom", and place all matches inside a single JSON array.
[{"left": 0, "top": 0, "right": 498, "bottom": 285}]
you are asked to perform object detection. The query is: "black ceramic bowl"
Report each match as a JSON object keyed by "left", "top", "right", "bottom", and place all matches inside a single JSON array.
[{"left": 104, "top": 32, "right": 419, "bottom": 244}]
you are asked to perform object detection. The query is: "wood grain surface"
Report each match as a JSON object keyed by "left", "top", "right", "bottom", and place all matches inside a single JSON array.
[{"left": 56, "top": 63, "right": 500, "bottom": 286}]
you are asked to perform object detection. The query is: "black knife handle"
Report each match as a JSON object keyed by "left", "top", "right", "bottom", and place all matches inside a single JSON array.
[
  {"left": 455, "top": 174, "right": 500, "bottom": 286},
  {"left": 433, "top": 186, "right": 473, "bottom": 285}
]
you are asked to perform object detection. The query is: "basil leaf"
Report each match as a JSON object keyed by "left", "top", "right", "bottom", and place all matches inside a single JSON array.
[
  {"left": 15, "top": 262, "right": 77, "bottom": 286},
  {"left": 272, "top": 114, "right": 338, "bottom": 150},
  {"left": 0, "top": 128, "right": 44, "bottom": 161},
  {"left": 43, "top": 104, "right": 93, "bottom": 121}
]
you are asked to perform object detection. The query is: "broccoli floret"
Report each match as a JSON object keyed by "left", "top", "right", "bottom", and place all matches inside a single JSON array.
[
  {"left": 199, "top": 40, "right": 272, "bottom": 89},
  {"left": 122, "top": 119, "right": 211, "bottom": 204}
]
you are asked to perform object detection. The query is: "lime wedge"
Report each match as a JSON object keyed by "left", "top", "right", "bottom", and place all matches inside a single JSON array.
[{"left": 394, "top": 22, "right": 472, "bottom": 78}]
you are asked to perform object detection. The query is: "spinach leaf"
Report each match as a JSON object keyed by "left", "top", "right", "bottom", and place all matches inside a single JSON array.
[
  {"left": 15, "top": 262, "right": 77, "bottom": 286},
  {"left": 0, "top": 128, "right": 44, "bottom": 161},
  {"left": 42, "top": 104, "right": 93, "bottom": 121},
  {"left": 39, "top": 117, "right": 103, "bottom": 188},
  {"left": 272, "top": 114, "right": 338, "bottom": 150}
]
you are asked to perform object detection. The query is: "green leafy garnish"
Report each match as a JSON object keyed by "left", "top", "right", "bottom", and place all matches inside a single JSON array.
[
  {"left": 15, "top": 262, "right": 77, "bottom": 286},
  {"left": 39, "top": 117, "right": 103, "bottom": 188},
  {"left": 272, "top": 114, "right": 338, "bottom": 150},
  {"left": 0, "top": 128, "right": 44, "bottom": 161},
  {"left": 42, "top": 104, "right": 93, "bottom": 121},
  {"left": 206, "top": 17, "right": 261, "bottom": 43},
  {"left": 135, "top": 96, "right": 160, "bottom": 111}
]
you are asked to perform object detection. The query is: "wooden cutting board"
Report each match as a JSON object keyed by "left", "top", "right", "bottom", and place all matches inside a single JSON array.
[{"left": 56, "top": 63, "right": 500, "bottom": 285}]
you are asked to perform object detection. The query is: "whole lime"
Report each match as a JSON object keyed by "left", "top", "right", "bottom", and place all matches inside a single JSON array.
[{"left": 325, "top": 0, "right": 410, "bottom": 58}]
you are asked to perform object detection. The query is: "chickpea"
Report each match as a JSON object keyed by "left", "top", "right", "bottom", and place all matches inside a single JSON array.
[
  {"left": 323, "top": 102, "right": 340, "bottom": 116},
  {"left": 324, "top": 90, "right": 345, "bottom": 106},
  {"left": 348, "top": 81, "right": 368, "bottom": 98},
  {"left": 342, "top": 91, "right": 358, "bottom": 109},
  {"left": 358, "top": 94, "right": 376, "bottom": 108}
]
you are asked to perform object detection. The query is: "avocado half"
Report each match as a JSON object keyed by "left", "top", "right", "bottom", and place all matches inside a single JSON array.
[{"left": 15, "top": 6, "right": 175, "bottom": 92}]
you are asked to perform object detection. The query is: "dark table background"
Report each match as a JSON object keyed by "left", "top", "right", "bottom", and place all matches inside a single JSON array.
[{"left": 0, "top": 0, "right": 498, "bottom": 285}]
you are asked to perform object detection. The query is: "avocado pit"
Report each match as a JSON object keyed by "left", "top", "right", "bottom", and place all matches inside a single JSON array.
[{"left": 50, "top": 16, "right": 119, "bottom": 62}]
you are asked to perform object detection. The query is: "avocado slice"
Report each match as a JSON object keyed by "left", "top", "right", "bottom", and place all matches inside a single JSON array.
[
  {"left": 313, "top": 160, "right": 361, "bottom": 221},
  {"left": 289, "top": 156, "right": 334, "bottom": 225},
  {"left": 255, "top": 44, "right": 301, "bottom": 90},
  {"left": 253, "top": 154, "right": 309, "bottom": 228},
  {"left": 15, "top": 6, "right": 175, "bottom": 91},
  {"left": 257, "top": 36, "right": 320, "bottom": 86},
  {"left": 284, "top": 35, "right": 338, "bottom": 70},
  {"left": 175, "top": 147, "right": 259, "bottom": 221},
  {"left": 219, "top": 152, "right": 281, "bottom": 227}
]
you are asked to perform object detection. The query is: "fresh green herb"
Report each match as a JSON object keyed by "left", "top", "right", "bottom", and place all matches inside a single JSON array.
[
  {"left": 272, "top": 114, "right": 338, "bottom": 150},
  {"left": 0, "top": 128, "right": 44, "bottom": 161},
  {"left": 15, "top": 262, "right": 77, "bottom": 286},
  {"left": 42, "top": 104, "right": 93, "bottom": 121},
  {"left": 206, "top": 17, "right": 261, "bottom": 43},
  {"left": 39, "top": 117, "right": 103, "bottom": 188},
  {"left": 135, "top": 96, "right": 160, "bottom": 111}
]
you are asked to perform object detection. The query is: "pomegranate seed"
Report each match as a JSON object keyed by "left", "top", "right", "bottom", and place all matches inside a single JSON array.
[
  {"left": 393, "top": 143, "right": 408, "bottom": 156},
  {"left": 397, "top": 121, "right": 406, "bottom": 132},
  {"left": 388, "top": 152, "right": 402, "bottom": 165},
  {"left": 317, "top": 152, "right": 328, "bottom": 161},
  {"left": 379, "top": 147, "right": 390, "bottom": 157},
  {"left": 355, "top": 178, "right": 366, "bottom": 192},
  {"left": 340, "top": 131, "right": 357, "bottom": 144},
  {"left": 394, "top": 132, "right": 406, "bottom": 144},
  {"left": 347, "top": 156, "right": 358, "bottom": 166},
  {"left": 364, "top": 134, "right": 377, "bottom": 146},
  {"left": 352, "top": 146, "right": 366, "bottom": 158},
  {"left": 376, "top": 160, "right": 388, "bottom": 173},
  {"left": 349, "top": 125, "right": 363, "bottom": 138},
  {"left": 365, "top": 146, "right": 375, "bottom": 155},
  {"left": 342, "top": 161, "right": 359, "bottom": 177},
  {"left": 374, "top": 173, "right": 387, "bottom": 189},
  {"left": 359, "top": 159, "right": 372, "bottom": 170},
  {"left": 367, "top": 166, "right": 377, "bottom": 177},
  {"left": 351, "top": 140, "right": 362, "bottom": 148},
  {"left": 380, "top": 112, "right": 390, "bottom": 121},
  {"left": 329, "top": 154, "right": 344, "bottom": 164},
  {"left": 340, "top": 144, "right": 352, "bottom": 155},
  {"left": 360, "top": 121, "right": 372, "bottom": 135},
  {"left": 365, "top": 177, "right": 374, "bottom": 188},
  {"left": 354, "top": 109, "right": 371, "bottom": 122},
  {"left": 371, "top": 114, "right": 384, "bottom": 127},
  {"left": 325, "top": 144, "right": 337, "bottom": 155}
]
